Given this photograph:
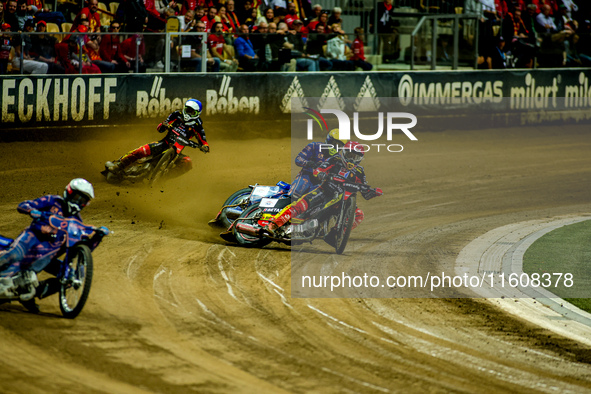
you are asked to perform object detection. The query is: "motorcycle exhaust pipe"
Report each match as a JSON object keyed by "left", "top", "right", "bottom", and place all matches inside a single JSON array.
[{"left": 235, "top": 222, "right": 262, "bottom": 237}]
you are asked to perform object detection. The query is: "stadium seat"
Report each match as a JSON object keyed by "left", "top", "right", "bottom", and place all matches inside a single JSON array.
[
  {"left": 45, "top": 22, "right": 61, "bottom": 40},
  {"left": 97, "top": 2, "right": 113, "bottom": 28},
  {"left": 61, "top": 22, "right": 73, "bottom": 33},
  {"left": 109, "top": 2, "right": 119, "bottom": 18},
  {"left": 166, "top": 17, "right": 179, "bottom": 32}
]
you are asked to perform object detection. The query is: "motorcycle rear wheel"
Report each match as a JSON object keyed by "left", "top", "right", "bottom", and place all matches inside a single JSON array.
[
  {"left": 59, "top": 244, "right": 93, "bottom": 319},
  {"left": 334, "top": 196, "right": 356, "bottom": 255},
  {"left": 148, "top": 149, "right": 175, "bottom": 186},
  {"left": 219, "top": 187, "right": 252, "bottom": 228},
  {"left": 233, "top": 204, "right": 272, "bottom": 248}
]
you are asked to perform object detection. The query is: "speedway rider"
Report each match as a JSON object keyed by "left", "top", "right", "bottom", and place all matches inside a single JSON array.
[
  {"left": 0, "top": 179, "right": 105, "bottom": 302},
  {"left": 290, "top": 128, "right": 347, "bottom": 199},
  {"left": 105, "top": 98, "right": 209, "bottom": 175},
  {"left": 266, "top": 141, "right": 383, "bottom": 239}
]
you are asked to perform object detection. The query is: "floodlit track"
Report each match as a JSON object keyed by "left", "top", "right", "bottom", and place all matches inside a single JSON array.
[{"left": 1, "top": 123, "right": 590, "bottom": 393}]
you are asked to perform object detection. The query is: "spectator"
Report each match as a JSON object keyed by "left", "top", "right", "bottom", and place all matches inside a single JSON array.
[
  {"left": 145, "top": 0, "right": 166, "bottom": 31},
  {"left": 179, "top": 20, "right": 220, "bottom": 71},
  {"left": 99, "top": 22, "right": 126, "bottom": 72},
  {"left": 327, "top": 6, "right": 342, "bottom": 27},
  {"left": 233, "top": 24, "right": 259, "bottom": 70},
  {"left": 15, "top": 0, "right": 37, "bottom": 31},
  {"left": 118, "top": 34, "right": 147, "bottom": 72},
  {"left": 120, "top": 0, "right": 148, "bottom": 33},
  {"left": 0, "top": 23, "right": 13, "bottom": 74},
  {"left": 85, "top": 31, "right": 116, "bottom": 73},
  {"left": 305, "top": 24, "right": 332, "bottom": 70},
  {"left": 55, "top": 36, "right": 101, "bottom": 73},
  {"left": 30, "top": 20, "right": 64, "bottom": 73},
  {"left": 535, "top": 4, "right": 558, "bottom": 33},
  {"left": 325, "top": 23, "right": 354, "bottom": 70},
  {"left": 561, "top": 0, "right": 578, "bottom": 20},
  {"left": 307, "top": 3, "right": 322, "bottom": 24},
  {"left": 4, "top": 1, "right": 19, "bottom": 32},
  {"left": 351, "top": 27, "right": 372, "bottom": 71},
  {"left": 217, "top": 5, "right": 232, "bottom": 32},
  {"left": 282, "top": 20, "right": 316, "bottom": 71},
  {"left": 237, "top": 0, "right": 253, "bottom": 25},
  {"left": 307, "top": 10, "right": 327, "bottom": 32},
  {"left": 373, "top": 0, "right": 400, "bottom": 63},
  {"left": 490, "top": 35, "right": 507, "bottom": 68},
  {"left": 257, "top": 7, "right": 279, "bottom": 26},
  {"left": 208, "top": 21, "right": 238, "bottom": 71},
  {"left": 502, "top": 8, "right": 535, "bottom": 68},
  {"left": 243, "top": 7, "right": 258, "bottom": 29},
  {"left": 200, "top": 6, "right": 217, "bottom": 31},
  {"left": 30, "top": 0, "right": 67, "bottom": 26},
  {"left": 566, "top": 33, "right": 591, "bottom": 67},
  {"left": 0, "top": 3, "right": 5, "bottom": 26},
  {"left": 225, "top": 0, "right": 241, "bottom": 32},
  {"left": 72, "top": 0, "right": 100, "bottom": 33},
  {"left": 180, "top": 9, "right": 196, "bottom": 32},
  {"left": 249, "top": 20, "right": 268, "bottom": 57},
  {"left": 12, "top": 18, "right": 48, "bottom": 73},
  {"left": 284, "top": 2, "right": 300, "bottom": 29},
  {"left": 291, "top": 18, "right": 308, "bottom": 38}
]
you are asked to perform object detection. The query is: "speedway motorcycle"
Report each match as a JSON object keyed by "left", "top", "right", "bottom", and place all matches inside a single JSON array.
[
  {"left": 0, "top": 213, "right": 109, "bottom": 318},
  {"left": 226, "top": 174, "right": 376, "bottom": 255},
  {"left": 209, "top": 181, "right": 291, "bottom": 229},
  {"left": 101, "top": 126, "right": 200, "bottom": 186}
]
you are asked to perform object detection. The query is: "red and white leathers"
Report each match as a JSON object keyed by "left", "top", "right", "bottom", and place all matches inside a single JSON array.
[
  {"left": 114, "top": 110, "right": 208, "bottom": 174},
  {"left": 270, "top": 154, "right": 381, "bottom": 232}
]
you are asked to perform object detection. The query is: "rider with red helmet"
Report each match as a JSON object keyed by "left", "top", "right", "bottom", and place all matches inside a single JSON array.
[
  {"left": 105, "top": 98, "right": 209, "bottom": 176},
  {"left": 267, "top": 141, "right": 382, "bottom": 237}
]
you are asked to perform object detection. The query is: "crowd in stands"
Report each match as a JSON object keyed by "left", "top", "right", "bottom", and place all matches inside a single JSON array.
[{"left": 0, "top": 0, "right": 589, "bottom": 74}]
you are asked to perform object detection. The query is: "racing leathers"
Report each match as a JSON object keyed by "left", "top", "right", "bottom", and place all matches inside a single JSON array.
[
  {"left": 109, "top": 110, "right": 209, "bottom": 174},
  {"left": 289, "top": 142, "right": 339, "bottom": 199},
  {"left": 0, "top": 196, "right": 78, "bottom": 279},
  {"left": 271, "top": 155, "right": 382, "bottom": 232}
]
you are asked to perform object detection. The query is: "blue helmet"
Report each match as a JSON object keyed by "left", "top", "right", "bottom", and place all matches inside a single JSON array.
[{"left": 183, "top": 99, "right": 202, "bottom": 123}]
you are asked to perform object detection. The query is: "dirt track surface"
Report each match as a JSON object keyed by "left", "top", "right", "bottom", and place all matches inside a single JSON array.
[{"left": 1, "top": 123, "right": 591, "bottom": 393}]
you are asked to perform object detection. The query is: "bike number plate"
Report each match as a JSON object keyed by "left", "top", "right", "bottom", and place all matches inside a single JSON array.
[
  {"left": 252, "top": 186, "right": 272, "bottom": 197},
  {"left": 259, "top": 198, "right": 279, "bottom": 208}
]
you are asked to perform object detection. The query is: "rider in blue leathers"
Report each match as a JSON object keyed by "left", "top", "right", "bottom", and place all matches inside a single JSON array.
[
  {"left": 0, "top": 178, "right": 102, "bottom": 300},
  {"left": 289, "top": 129, "right": 348, "bottom": 199}
]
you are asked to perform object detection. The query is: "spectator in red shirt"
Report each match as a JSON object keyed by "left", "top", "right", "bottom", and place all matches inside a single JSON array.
[
  {"left": 284, "top": 2, "right": 300, "bottom": 29},
  {"left": 351, "top": 27, "right": 372, "bottom": 71},
  {"left": 208, "top": 21, "right": 238, "bottom": 71},
  {"left": 118, "top": 34, "right": 146, "bottom": 72},
  {"left": 100, "top": 22, "right": 126, "bottom": 72},
  {"left": 200, "top": 6, "right": 217, "bottom": 32},
  {"left": 307, "top": 10, "right": 327, "bottom": 32},
  {"left": 72, "top": 0, "right": 100, "bottom": 33}
]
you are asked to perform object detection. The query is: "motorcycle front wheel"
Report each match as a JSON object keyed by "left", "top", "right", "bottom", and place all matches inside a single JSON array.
[
  {"left": 59, "top": 244, "right": 93, "bottom": 319},
  {"left": 233, "top": 204, "right": 272, "bottom": 248},
  {"left": 334, "top": 196, "right": 356, "bottom": 255},
  {"left": 148, "top": 149, "right": 175, "bottom": 186}
]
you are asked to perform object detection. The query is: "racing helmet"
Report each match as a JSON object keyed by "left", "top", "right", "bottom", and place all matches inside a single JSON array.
[
  {"left": 183, "top": 99, "right": 202, "bottom": 123},
  {"left": 339, "top": 141, "right": 365, "bottom": 170},
  {"left": 63, "top": 178, "right": 95, "bottom": 215},
  {"left": 326, "top": 128, "right": 348, "bottom": 149}
]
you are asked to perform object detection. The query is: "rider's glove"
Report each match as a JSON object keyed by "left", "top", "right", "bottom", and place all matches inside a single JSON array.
[
  {"left": 200, "top": 144, "right": 210, "bottom": 153},
  {"left": 303, "top": 160, "right": 317, "bottom": 169},
  {"left": 316, "top": 171, "right": 329, "bottom": 181},
  {"left": 30, "top": 209, "right": 42, "bottom": 219},
  {"left": 95, "top": 226, "right": 110, "bottom": 235}
]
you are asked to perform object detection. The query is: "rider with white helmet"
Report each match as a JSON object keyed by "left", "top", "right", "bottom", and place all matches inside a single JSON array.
[
  {"left": 105, "top": 98, "right": 209, "bottom": 175},
  {"left": 0, "top": 178, "right": 104, "bottom": 301}
]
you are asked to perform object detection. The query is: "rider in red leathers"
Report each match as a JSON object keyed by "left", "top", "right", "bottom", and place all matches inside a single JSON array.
[
  {"left": 105, "top": 98, "right": 209, "bottom": 176},
  {"left": 267, "top": 141, "right": 382, "bottom": 237}
]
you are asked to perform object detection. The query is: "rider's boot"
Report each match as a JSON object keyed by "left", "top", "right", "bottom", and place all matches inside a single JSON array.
[
  {"left": 0, "top": 276, "right": 15, "bottom": 297},
  {"left": 105, "top": 160, "right": 124, "bottom": 173},
  {"left": 18, "top": 271, "right": 38, "bottom": 301},
  {"left": 19, "top": 299, "right": 40, "bottom": 314}
]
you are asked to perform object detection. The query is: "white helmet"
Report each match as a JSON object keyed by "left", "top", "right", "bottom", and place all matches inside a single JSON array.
[
  {"left": 183, "top": 99, "right": 202, "bottom": 124},
  {"left": 63, "top": 178, "right": 94, "bottom": 215}
]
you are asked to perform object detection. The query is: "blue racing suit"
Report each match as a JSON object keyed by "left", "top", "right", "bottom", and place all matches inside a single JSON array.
[
  {"left": 289, "top": 142, "right": 338, "bottom": 199},
  {"left": 0, "top": 195, "right": 75, "bottom": 278}
]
